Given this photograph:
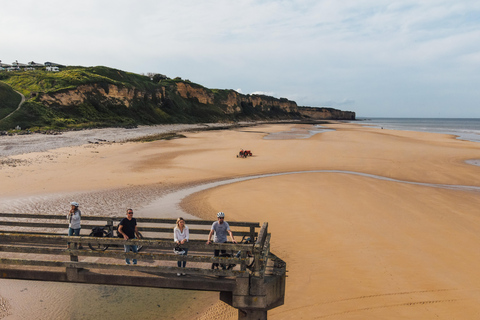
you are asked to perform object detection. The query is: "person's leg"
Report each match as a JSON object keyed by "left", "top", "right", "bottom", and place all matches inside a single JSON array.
[
  {"left": 132, "top": 245, "right": 138, "bottom": 264},
  {"left": 213, "top": 249, "right": 220, "bottom": 268},
  {"left": 220, "top": 249, "right": 228, "bottom": 269},
  {"left": 73, "top": 228, "right": 82, "bottom": 249},
  {"left": 124, "top": 245, "right": 131, "bottom": 264},
  {"left": 182, "top": 249, "right": 189, "bottom": 268},
  {"left": 67, "top": 228, "right": 73, "bottom": 247}
]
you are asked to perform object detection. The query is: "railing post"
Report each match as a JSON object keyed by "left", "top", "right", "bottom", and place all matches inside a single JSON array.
[
  {"left": 249, "top": 226, "right": 256, "bottom": 242},
  {"left": 240, "top": 250, "right": 247, "bottom": 271},
  {"left": 253, "top": 222, "right": 268, "bottom": 277}
]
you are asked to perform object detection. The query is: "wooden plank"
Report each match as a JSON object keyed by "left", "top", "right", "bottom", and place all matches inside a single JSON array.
[
  {"left": 0, "top": 221, "right": 67, "bottom": 228},
  {"left": 0, "top": 245, "right": 248, "bottom": 264},
  {"left": 0, "top": 258, "right": 246, "bottom": 277},
  {"left": 0, "top": 233, "right": 255, "bottom": 251},
  {"left": 0, "top": 213, "right": 260, "bottom": 228},
  {"left": 0, "top": 268, "right": 237, "bottom": 292}
]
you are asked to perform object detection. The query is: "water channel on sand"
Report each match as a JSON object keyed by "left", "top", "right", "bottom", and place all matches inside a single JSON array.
[{"left": 2, "top": 125, "right": 479, "bottom": 319}]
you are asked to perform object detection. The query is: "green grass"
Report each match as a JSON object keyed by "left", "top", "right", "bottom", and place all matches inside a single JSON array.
[
  {"left": 0, "top": 82, "right": 22, "bottom": 120},
  {"left": 0, "top": 65, "right": 303, "bottom": 131}
]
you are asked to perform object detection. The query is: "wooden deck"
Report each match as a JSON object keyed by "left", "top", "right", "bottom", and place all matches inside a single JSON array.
[{"left": 0, "top": 213, "right": 286, "bottom": 319}]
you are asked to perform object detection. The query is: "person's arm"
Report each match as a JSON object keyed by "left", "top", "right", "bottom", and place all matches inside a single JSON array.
[
  {"left": 118, "top": 224, "right": 129, "bottom": 240},
  {"left": 183, "top": 227, "right": 189, "bottom": 244},
  {"left": 134, "top": 225, "right": 140, "bottom": 239},
  {"left": 228, "top": 230, "right": 237, "bottom": 243},
  {"left": 174, "top": 228, "right": 180, "bottom": 244},
  {"left": 206, "top": 229, "right": 214, "bottom": 244}
]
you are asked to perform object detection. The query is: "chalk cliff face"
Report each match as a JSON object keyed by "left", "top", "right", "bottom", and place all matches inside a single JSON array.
[
  {"left": 175, "top": 82, "right": 214, "bottom": 105},
  {"left": 175, "top": 82, "right": 298, "bottom": 114},
  {"left": 38, "top": 81, "right": 298, "bottom": 116},
  {"left": 38, "top": 84, "right": 164, "bottom": 108},
  {"left": 297, "top": 107, "right": 356, "bottom": 120},
  {"left": 34, "top": 78, "right": 354, "bottom": 125},
  {"left": 37, "top": 82, "right": 355, "bottom": 120}
]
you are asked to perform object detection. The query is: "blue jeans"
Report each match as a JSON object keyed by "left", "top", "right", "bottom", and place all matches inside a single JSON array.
[
  {"left": 124, "top": 244, "right": 138, "bottom": 264},
  {"left": 68, "top": 228, "right": 81, "bottom": 246},
  {"left": 68, "top": 227, "right": 81, "bottom": 236},
  {"left": 177, "top": 248, "right": 189, "bottom": 268}
]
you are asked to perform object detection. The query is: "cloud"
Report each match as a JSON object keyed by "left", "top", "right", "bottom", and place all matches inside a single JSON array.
[{"left": 1, "top": 0, "right": 480, "bottom": 117}]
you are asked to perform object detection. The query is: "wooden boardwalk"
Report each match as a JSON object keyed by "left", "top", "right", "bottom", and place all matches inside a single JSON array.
[{"left": 0, "top": 213, "right": 286, "bottom": 319}]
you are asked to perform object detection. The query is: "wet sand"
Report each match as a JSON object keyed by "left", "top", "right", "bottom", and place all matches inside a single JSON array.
[{"left": 1, "top": 122, "right": 480, "bottom": 319}]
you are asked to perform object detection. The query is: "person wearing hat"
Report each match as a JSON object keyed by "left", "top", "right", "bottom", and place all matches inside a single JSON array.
[
  {"left": 67, "top": 201, "right": 82, "bottom": 249},
  {"left": 207, "top": 212, "right": 236, "bottom": 269}
]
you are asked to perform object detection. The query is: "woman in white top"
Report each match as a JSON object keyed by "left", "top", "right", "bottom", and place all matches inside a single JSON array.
[
  {"left": 173, "top": 217, "right": 189, "bottom": 275},
  {"left": 67, "top": 201, "right": 82, "bottom": 249}
]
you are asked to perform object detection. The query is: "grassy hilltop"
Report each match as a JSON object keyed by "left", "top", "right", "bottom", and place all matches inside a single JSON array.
[{"left": 0, "top": 66, "right": 303, "bottom": 131}]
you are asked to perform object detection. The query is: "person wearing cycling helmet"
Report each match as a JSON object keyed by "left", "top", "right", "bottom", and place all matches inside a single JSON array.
[
  {"left": 67, "top": 201, "right": 82, "bottom": 249},
  {"left": 207, "top": 212, "right": 236, "bottom": 268}
]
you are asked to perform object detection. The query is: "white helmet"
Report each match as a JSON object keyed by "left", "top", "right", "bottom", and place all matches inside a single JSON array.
[
  {"left": 70, "top": 201, "right": 79, "bottom": 207},
  {"left": 217, "top": 211, "right": 225, "bottom": 218}
]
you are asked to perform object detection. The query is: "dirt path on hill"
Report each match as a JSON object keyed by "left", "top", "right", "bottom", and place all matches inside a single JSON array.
[{"left": 1, "top": 89, "right": 25, "bottom": 122}]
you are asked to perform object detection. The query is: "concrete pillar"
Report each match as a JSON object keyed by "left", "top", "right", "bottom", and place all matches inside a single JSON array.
[{"left": 238, "top": 308, "right": 267, "bottom": 320}]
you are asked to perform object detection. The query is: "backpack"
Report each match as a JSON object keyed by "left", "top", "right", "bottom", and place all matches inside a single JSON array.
[
  {"left": 91, "top": 226, "right": 105, "bottom": 237},
  {"left": 117, "top": 222, "right": 123, "bottom": 238}
]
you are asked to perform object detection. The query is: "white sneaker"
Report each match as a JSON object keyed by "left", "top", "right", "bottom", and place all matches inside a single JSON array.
[{"left": 177, "top": 273, "right": 181, "bottom": 276}]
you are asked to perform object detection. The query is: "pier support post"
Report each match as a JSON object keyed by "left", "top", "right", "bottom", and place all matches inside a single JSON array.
[
  {"left": 238, "top": 308, "right": 267, "bottom": 319},
  {"left": 220, "top": 271, "right": 285, "bottom": 320}
]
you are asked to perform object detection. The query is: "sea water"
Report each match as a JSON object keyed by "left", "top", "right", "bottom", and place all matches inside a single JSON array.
[{"left": 355, "top": 118, "right": 480, "bottom": 144}]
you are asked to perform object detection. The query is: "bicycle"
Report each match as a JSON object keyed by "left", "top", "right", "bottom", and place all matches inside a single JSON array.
[
  {"left": 212, "top": 235, "right": 255, "bottom": 271},
  {"left": 88, "top": 224, "right": 144, "bottom": 251}
]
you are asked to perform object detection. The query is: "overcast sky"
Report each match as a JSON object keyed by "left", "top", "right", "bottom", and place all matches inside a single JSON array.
[{"left": 1, "top": 0, "right": 479, "bottom": 117}]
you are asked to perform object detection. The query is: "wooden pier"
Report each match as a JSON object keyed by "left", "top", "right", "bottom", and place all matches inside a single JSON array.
[{"left": 0, "top": 213, "right": 286, "bottom": 319}]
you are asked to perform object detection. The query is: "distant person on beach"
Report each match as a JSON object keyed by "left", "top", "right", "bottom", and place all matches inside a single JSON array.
[
  {"left": 67, "top": 201, "right": 82, "bottom": 249},
  {"left": 118, "top": 208, "right": 141, "bottom": 265},
  {"left": 174, "top": 217, "right": 189, "bottom": 276},
  {"left": 206, "top": 212, "right": 236, "bottom": 268}
]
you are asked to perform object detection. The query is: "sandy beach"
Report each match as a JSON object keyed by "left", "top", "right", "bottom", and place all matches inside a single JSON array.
[{"left": 1, "top": 122, "right": 480, "bottom": 319}]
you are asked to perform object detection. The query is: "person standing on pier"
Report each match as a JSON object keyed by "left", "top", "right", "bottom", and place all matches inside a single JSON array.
[
  {"left": 206, "top": 211, "right": 236, "bottom": 269},
  {"left": 174, "top": 217, "right": 189, "bottom": 276},
  {"left": 118, "top": 208, "right": 141, "bottom": 265},
  {"left": 67, "top": 201, "right": 82, "bottom": 249}
]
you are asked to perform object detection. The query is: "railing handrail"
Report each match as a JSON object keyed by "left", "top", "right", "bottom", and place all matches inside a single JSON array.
[
  {"left": 0, "top": 232, "right": 254, "bottom": 250},
  {"left": 0, "top": 213, "right": 260, "bottom": 228},
  {"left": 0, "top": 232, "right": 259, "bottom": 277},
  {"left": 0, "top": 221, "right": 256, "bottom": 237},
  {"left": 0, "top": 213, "right": 274, "bottom": 279}
]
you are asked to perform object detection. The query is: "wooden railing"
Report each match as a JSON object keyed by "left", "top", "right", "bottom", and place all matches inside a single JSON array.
[{"left": 0, "top": 213, "right": 271, "bottom": 278}]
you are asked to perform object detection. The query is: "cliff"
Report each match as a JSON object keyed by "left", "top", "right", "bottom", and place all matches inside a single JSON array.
[
  {"left": 297, "top": 106, "right": 355, "bottom": 120},
  {"left": 0, "top": 66, "right": 354, "bottom": 130}
]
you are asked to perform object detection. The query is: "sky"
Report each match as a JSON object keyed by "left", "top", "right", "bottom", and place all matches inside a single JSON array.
[{"left": 1, "top": 0, "right": 479, "bottom": 118}]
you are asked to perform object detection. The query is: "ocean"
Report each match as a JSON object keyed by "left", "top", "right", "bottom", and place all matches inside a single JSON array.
[{"left": 354, "top": 118, "right": 480, "bottom": 144}]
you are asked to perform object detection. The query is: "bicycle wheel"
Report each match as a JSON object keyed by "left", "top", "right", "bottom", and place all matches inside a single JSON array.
[{"left": 88, "top": 230, "right": 110, "bottom": 251}]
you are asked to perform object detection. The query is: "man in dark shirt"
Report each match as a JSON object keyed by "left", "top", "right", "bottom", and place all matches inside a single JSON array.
[{"left": 118, "top": 208, "right": 140, "bottom": 265}]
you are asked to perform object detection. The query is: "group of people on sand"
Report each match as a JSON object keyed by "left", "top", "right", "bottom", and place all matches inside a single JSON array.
[{"left": 67, "top": 202, "right": 237, "bottom": 275}]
